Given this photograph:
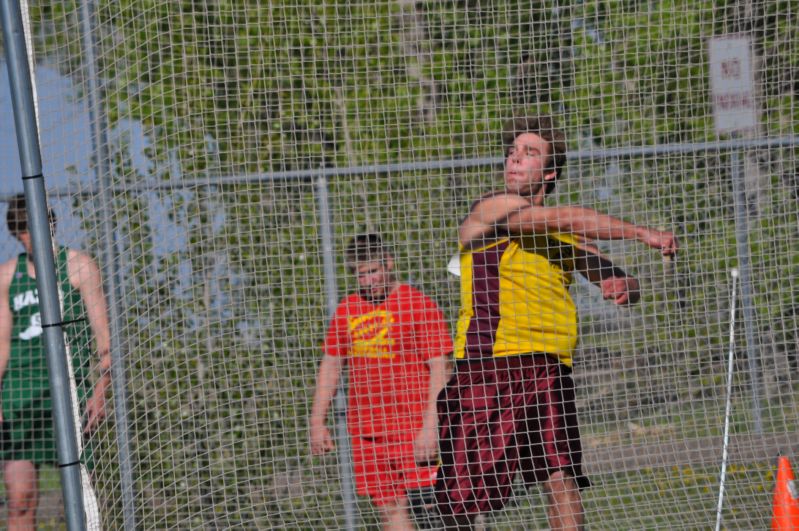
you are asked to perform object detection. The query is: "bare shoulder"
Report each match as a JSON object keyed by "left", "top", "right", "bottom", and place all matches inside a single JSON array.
[
  {"left": 471, "top": 192, "right": 530, "bottom": 213},
  {"left": 0, "top": 257, "right": 19, "bottom": 291},
  {"left": 67, "top": 248, "right": 97, "bottom": 269},
  {"left": 459, "top": 193, "right": 531, "bottom": 247},
  {"left": 66, "top": 248, "right": 101, "bottom": 288}
]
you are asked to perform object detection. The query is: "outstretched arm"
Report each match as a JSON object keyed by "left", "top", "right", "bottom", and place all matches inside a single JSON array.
[
  {"left": 459, "top": 193, "right": 679, "bottom": 257},
  {"left": 508, "top": 204, "right": 678, "bottom": 256},
  {"left": 309, "top": 354, "right": 344, "bottom": 455}
]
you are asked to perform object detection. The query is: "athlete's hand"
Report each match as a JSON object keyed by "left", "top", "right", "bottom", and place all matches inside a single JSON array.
[
  {"left": 310, "top": 422, "right": 335, "bottom": 455},
  {"left": 601, "top": 276, "right": 640, "bottom": 305},
  {"left": 638, "top": 228, "right": 679, "bottom": 257},
  {"left": 413, "top": 423, "right": 439, "bottom": 466},
  {"left": 83, "top": 391, "right": 107, "bottom": 434}
]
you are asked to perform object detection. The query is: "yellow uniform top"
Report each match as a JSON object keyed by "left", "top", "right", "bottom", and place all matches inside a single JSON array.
[{"left": 453, "top": 232, "right": 580, "bottom": 367}]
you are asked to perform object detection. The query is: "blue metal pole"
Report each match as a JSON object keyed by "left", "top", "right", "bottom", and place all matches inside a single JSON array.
[{"left": 0, "top": 1, "right": 86, "bottom": 529}]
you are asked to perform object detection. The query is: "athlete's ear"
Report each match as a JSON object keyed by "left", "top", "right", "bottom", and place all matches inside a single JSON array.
[{"left": 544, "top": 169, "right": 558, "bottom": 182}]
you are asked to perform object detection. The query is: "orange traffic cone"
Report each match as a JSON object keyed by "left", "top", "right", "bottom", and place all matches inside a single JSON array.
[{"left": 771, "top": 455, "right": 799, "bottom": 530}]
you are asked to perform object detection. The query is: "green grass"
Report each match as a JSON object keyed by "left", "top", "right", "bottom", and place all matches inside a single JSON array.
[
  {"left": 490, "top": 462, "right": 775, "bottom": 530},
  {"left": 581, "top": 388, "right": 799, "bottom": 445},
  {"left": 5, "top": 393, "right": 794, "bottom": 530}
]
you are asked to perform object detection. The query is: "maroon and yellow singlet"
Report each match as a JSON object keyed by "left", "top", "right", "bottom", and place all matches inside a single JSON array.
[{"left": 453, "top": 232, "right": 581, "bottom": 367}]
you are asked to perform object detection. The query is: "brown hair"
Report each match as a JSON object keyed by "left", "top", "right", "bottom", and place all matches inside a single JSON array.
[
  {"left": 345, "top": 233, "right": 390, "bottom": 268},
  {"left": 6, "top": 193, "right": 57, "bottom": 238},
  {"left": 501, "top": 114, "right": 567, "bottom": 194}
]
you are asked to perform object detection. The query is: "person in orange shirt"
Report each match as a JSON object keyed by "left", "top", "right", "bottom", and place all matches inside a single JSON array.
[
  {"left": 436, "top": 115, "right": 678, "bottom": 530},
  {"left": 311, "top": 234, "right": 453, "bottom": 530}
]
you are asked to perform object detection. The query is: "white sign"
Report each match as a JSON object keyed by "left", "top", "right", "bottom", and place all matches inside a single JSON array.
[{"left": 708, "top": 36, "right": 758, "bottom": 135}]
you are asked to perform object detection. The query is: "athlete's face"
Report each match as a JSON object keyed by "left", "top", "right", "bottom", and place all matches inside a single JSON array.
[
  {"left": 353, "top": 259, "right": 395, "bottom": 303},
  {"left": 504, "top": 132, "right": 557, "bottom": 197}
]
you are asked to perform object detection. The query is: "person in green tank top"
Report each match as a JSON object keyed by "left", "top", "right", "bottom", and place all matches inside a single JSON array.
[{"left": 0, "top": 194, "right": 111, "bottom": 530}]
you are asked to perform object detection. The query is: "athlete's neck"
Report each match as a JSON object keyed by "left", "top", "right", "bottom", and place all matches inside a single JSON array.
[{"left": 506, "top": 183, "right": 546, "bottom": 206}]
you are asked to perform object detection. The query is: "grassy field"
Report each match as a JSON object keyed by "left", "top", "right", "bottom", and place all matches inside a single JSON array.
[
  {"left": 4, "top": 392, "right": 794, "bottom": 530},
  {"left": 0, "top": 460, "right": 781, "bottom": 529}
]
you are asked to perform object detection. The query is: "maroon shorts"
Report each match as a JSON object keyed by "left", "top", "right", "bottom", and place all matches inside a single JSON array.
[{"left": 435, "top": 354, "right": 589, "bottom": 516}]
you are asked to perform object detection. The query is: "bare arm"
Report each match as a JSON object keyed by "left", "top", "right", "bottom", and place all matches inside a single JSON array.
[
  {"left": 309, "top": 354, "right": 344, "bottom": 454},
  {"left": 413, "top": 355, "right": 451, "bottom": 465},
  {"left": 508, "top": 205, "right": 675, "bottom": 248},
  {"left": 0, "top": 260, "right": 15, "bottom": 423},
  {"left": 68, "top": 250, "right": 112, "bottom": 433},
  {"left": 459, "top": 194, "right": 679, "bottom": 257},
  {"left": 573, "top": 249, "right": 641, "bottom": 306},
  {"left": 458, "top": 193, "right": 530, "bottom": 248}
]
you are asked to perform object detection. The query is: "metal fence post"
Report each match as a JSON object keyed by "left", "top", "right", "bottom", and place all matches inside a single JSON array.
[
  {"left": 316, "top": 175, "right": 357, "bottom": 530},
  {"left": 0, "top": 1, "right": 86, "bottom": 528},
  {"left": 730, "top": 147, "right": 763, "bottom": 434},
  {"left": 77, "top": 0, "right": 138, "bottom": 526}
]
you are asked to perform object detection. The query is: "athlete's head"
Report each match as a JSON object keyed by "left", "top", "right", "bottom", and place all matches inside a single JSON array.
[
  {"left": 6, "top": 193, "right": 57, "bottom": 254},
  {"left": 501, "top": 114, "right": 566, "bottom": 197},
  {"left": 345, "top": 233, "right": 396, "bottom": 303}
]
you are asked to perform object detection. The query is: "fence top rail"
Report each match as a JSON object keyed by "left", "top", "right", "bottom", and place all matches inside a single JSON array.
[{"left": 2, "top": 135, "right": 798, "bottom": 200}]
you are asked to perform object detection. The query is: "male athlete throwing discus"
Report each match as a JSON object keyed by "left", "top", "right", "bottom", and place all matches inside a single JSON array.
[
  {"left": 311, "top": 234, "right": 453, "bottom": 530},
  {"left": 436, "top": 115, "right": 678, "bottom": 530}
]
